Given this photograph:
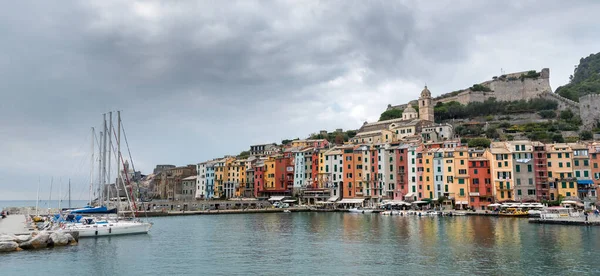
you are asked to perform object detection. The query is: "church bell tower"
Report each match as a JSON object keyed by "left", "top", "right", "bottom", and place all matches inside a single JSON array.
[{"left": 418, "top": 86, "right": 434, "bottom": 122}]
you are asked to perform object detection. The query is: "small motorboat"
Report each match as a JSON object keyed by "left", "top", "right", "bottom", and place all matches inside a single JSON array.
[
  {"left": 349, "top": 208, "right": 374, "bottom": 214},
  {"left": 283, "top": 210, "right": 291, "bottom": 213}
]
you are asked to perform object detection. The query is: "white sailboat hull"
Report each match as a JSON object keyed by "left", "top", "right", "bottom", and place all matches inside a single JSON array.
[{"left": 66, "top": 221, "right": 152, "bottom": 237}]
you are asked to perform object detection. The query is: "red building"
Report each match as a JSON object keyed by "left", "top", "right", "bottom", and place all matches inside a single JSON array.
[
  {"left": 416, "top": 147, "right": 424, "bottom": 200},
  {"left": 253, "top": 163, "right": 265, "bottom": 198},
  {"left": 468, "top": 150, "right": 492, "bottom": 210},
  {"left": 533, "top": 142, "right": 550, "bottom": 200},
  {"left": 394, "top": 144, "right": 409, "bottom": 200},
  {"left": 274, "top": 154, "right": 294, "bottom": 194}
]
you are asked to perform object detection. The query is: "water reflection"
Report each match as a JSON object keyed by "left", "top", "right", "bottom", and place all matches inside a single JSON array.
[{"left": 4, "top": 213, "right": 600, "bottom": 275}]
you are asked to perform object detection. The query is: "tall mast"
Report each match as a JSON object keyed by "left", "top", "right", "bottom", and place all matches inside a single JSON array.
[
  {"left": 107, "top": 112, "right": 113, "bottom": 205},
  {"left": 35, "top": 176, "right": 40, "bottom": 216},
  {"left": 58, "top": 178, "right": 62, "bottom": 211},
  {"left": 49, "top": 177, "right": 53, "bottom": 214},
  {"left": 98, "top": 131, "right": 103, "bottom": 205},
  {"left": 68, "top": 178, "right": 71, "bottom": 209},
  {"left": 118, "top": 111, "right": 135, "bottom": 217},
  {"left": 117, "top": 111, "right": 123, "bottom": 213},
  {"left": 102, "top": 113, "right": 108, "bottom": 206},
  {"left": 89, "top": 127, "right": 95, "bottom": 205}
]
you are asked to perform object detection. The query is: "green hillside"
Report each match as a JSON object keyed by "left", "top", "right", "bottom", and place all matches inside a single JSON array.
[{"left": 556, "top": 52, "right": 600, "bottom": 101}]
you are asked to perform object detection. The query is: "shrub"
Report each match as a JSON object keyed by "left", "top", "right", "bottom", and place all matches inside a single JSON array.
[
  {"left": 580, "top": 130, "right": 593, "bottom": 140},
  {"left": 538, "top": 110, "right": 556, "bottom": 119},
  {"left": 468, "top": 138, "right": 491, "bottom": 148}
]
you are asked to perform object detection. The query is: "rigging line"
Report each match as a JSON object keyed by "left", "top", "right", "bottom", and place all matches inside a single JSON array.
[
  {"left": 120, "top": 121, "right": 149, "bottom": 219},
  {"left": 110, "top": 124, "right": 139, "bottom": 217}
]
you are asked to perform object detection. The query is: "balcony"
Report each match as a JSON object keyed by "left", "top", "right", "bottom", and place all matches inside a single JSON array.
[{"left": 496, "top": 186, "right": 514, "bottom": 191}]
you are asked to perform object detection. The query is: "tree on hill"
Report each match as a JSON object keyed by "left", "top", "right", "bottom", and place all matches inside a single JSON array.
[
  {"left": 580, "top": 130, "right": 593, "bottom": 141},
  {"left": 334, "top": 133, "right": 345, "bottom": 145},
  {"left": 467, "top": 138, "right": 491, "bottom": 148},
  {"left": 238, "top": 151, "right": 250, "bottom": 158},
  {"left": 379, "top": 109, "right": 403, "bottom": 121},
  {"left": 556, "top": 52, "right": 600, "bottom": 101}
]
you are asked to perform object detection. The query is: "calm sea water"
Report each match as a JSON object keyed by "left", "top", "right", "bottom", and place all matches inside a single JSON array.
[{"left": 2, "top": 213, "right": 600, "bottom": 275}]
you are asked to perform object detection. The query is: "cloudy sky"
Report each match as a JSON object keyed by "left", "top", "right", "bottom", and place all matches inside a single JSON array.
[{"left": 1, "top": 0, "right": 599, "bottom": 200}]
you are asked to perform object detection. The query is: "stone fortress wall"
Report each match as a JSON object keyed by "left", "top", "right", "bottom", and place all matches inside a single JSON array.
[
  {"left": 386, "top": 68, "right": 600, "bottom": 130},
  {"left": 434, "top": 68, "right": 551, "bottom": 105},
  {"left": 579, "top": 94, "right": 600, "bottom": 130}
]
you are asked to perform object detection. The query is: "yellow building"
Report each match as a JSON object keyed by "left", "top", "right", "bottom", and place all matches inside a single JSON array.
[
  {"left": 486, "top": 142, "right": 515, "bottom": 201},
  {"left": 422, "top": 149, "right": 435, "bottom": 199},
  {"left": 546, "top": 143, "right": 576, "bottom": 199},
  {"left": 213, "top": 157, "right": 234, "bottom": 198},
  {"left": 229, "top": 159, "right": 247, "bottom": 197},
  {"left": 453, "top": 147, "right": 470, "bottom": 207},
  {"left": 264, "top": 156, "right": 277, "bottom": 190}
]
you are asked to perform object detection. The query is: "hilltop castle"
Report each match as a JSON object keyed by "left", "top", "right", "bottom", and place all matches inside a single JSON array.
[{"left": 386, "top": 68, "right": 600, "bottom": 130}]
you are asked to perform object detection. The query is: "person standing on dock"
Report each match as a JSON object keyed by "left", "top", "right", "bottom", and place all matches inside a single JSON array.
[{"left": 585, "top": 211, "right": 589, "bottom": 222}]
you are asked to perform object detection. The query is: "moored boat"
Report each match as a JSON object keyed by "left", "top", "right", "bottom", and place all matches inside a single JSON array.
[
  {"left": 349, "top": 208, "right": 374, "bottom": 214},
  {"left": 64, "top": 217, "right": 152, "bottom": 237}
]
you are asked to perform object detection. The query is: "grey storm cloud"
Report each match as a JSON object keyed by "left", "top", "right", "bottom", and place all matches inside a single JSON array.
[{"left": 1, "top": 0, "right": 599, "bottom": 199}]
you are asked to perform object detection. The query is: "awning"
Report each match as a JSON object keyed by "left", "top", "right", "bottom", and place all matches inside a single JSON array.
[
  {"left": 282, "top": 199, "right": 297, "bottom": 203},
  {"left": 337, "top": 198, "right": 365, "bottom": 204},
  {"left": 456, "top": 201, "right": 468, "bottom": 205},
  {"left": 382, "top": 200, "right": 409, "bottom": 206},
  {"left": 412, "top": 200, "right": 428, "bottom": 204},
  {"left": 404, "top": 193, "right": 416, "bottom": 198},
  {"left": 469, "top": 192, "right": 480, "bottom": 196},
  {"left": 577, "top": 180, "right": 594, "bottom": 185},
  {"left": 268, "top": 196, "right": 286, "bottom": 201},
  {"left": 328, "top": 196, "right": 339, "bottom": 202}
]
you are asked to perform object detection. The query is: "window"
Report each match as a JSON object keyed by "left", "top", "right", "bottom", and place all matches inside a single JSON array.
[
  {"left": 575, "top": 160, "right": 580, "bottom": 166},
  {"left": 566, "top": 153, "right": 570, "bottom": 158},
  {"left": 576, "top": 171, "right": 581, "bottom": 178},
  {"left": 516, "top": 178, "right": 521, "bottom": 185},
  {"left": 458, "top": 179, "right": 465, "bottom": 184},
  {"left": 559, "top": 162, "right": 563, "bottom": 168},
  {"left": 529, "top": 178, "right": 533, "bottom": 185},
  {"left": 474, "top": 169, "right": 478, "bottom": 174},
  {"left": 584, "top": 171, "right": 589, "bottom": 178},
  {"left": 548, "top": 172, "right": 552, "bottom": 178},
  {"left": 460, "top": 160, "right": 464, "bottom": 165},
  {"left": 459, "top": 188, "right": 464, "bottom": 196},
  {"left": 567, "top": 162, "right": 571, "bottom": 168},
  {"left": 548, "top": 162, "right": 552, "bottom": 167},
  {"left": 516, "top": 165, "right": 520, "bottom": 173},
  {"left": 498, "top": 162, "right": 502, "bottom": 168},
  {"left": 584, "top": 160, "right": 589, "bottom": 166},
  {"left": 558, "top": 153, "right": 562, "bottom": 158},
  {"left": 448, "top": 167, "right": 452, "bottom": 172},
  {"left": 517, "top": 190, "right": 522, "bottom": 196},
  {"left": 527, "top": 165, "right": 532, "bottom": 172},
  {"left": 569, "top": 182, "right": 574, "bottom": 189},
  {"left": 562, "top": 182, "right": 567, "bottom": 189}
]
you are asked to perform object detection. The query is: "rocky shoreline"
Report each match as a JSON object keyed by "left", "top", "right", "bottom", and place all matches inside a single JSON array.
[{"left": 0, "top": 231, "right": 79, "bottom": 253}]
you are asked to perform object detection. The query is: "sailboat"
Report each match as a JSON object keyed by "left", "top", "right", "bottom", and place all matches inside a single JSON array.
[{"left": 64, "top": 111, "right": 152, "bottom": 237}]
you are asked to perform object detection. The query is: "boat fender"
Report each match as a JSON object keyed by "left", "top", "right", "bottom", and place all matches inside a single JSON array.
[
  {"left": 109, "top": 228, "right": 111, "bottom": 234},
  {"left": 95, "top": 230, "right": 98, "bottom": 236}
]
